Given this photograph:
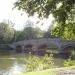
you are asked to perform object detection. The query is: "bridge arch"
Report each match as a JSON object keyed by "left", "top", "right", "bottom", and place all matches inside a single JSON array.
[
  {"left": 37, "top": 43, "right": 59, "bottom": 55},
  {"left": 16, "top": 45, "right": 22, "bottom": 53},
  {"left": 24, "top": 44, "right": 34, "bottom": 53},
  {"left": 61, "top": 44, "right": 75, "bottom": 58},
  {"left": 63, "top": 44, "right": 75, "bottom": 51}
]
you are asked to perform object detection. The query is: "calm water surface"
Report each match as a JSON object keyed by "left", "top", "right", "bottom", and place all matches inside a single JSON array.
[
  {"left": 0, "top": 54, "right": 27, "bottom": 75},
  {"left": 0, "top": 54, "right": 63, "bottom": 75}
]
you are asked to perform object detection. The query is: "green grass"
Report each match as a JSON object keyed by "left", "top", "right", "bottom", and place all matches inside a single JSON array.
[
  {"left": 16, "top": 66, "right": 75, "bottom": 75},
  {"left": 17, "top": 69, "right": 56, "bottom": 75}
]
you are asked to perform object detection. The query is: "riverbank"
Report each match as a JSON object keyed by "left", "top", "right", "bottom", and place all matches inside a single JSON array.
[{"left": 17, "top": 66, "right": 75, "bottom": 75}]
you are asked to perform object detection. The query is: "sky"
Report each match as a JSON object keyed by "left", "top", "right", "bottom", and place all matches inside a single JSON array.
[{"left": 0, "top": 0, "right": 54, "bottom": 31}]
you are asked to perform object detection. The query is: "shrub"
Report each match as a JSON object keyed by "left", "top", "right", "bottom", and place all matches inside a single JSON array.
[
  {"left": 63, "top": 56, "right": 75, "bottom": 67},
  {"left": 41, "top": 54, "right": 54, "bottom": 69},
  {"left": 25, "top": 53, "right": 54, "bottom": 72}
]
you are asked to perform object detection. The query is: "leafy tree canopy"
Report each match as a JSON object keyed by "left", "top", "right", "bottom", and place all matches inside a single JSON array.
[
  {"left": 0, "top": 22, "right": 14, "bottom": 44},
  {"left": 14, "top": 0, "right": 75, "bottom": 40},
  {"left": 14, "top": 0, "right": 75, "bottom": 24},
  {"left": 52, "top": 22, "right": 75, "bottom": 40},
  {"left": 15, "top": 26, "right": 43, "bottom": 41}
]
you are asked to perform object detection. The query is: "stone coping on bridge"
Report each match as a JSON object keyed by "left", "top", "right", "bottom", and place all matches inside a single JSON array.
[{"left": 12, "top": 37, "right": 62, "bottom": 44}]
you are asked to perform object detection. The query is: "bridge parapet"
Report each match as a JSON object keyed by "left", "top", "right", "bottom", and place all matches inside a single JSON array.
[
  {"left": 61, "top": 40, "right": 75, "bottom": 46},
  {"left": 13, "top": 38, "right": 61, "bottom": 46}
]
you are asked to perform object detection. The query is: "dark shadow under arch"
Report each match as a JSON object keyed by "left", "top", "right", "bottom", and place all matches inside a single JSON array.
[
  {"left": 24, "top": 44, "right": 33, "bottom": 53},
  {"left": 38, "top": 44, "right": 48, "bottom": 49},
  {"left": 16, "top": 45, "right": 22, "bottom": 53},
  {"left": 61, "top": 45, "right": 75, "bottom": 58}
]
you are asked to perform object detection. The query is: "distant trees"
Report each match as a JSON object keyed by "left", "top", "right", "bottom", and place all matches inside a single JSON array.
[
  {"left": 14, "top": 30, "right": 22, "bottom": 41},
  {"left": 1, "top": 20, "right": 74, "bottom": 44},
  {"left": 33, "top": 27, "right": 43, "bottom": 38},
  {"left": 14, "top": 20, "right": 43, "bottom": 41},
  {"left": 43, "top": 31, "right": 51, "bottom": 38},
  {"left": 15, "top": 26, "right": 43, "bottom": 41},
  {"left": 0, "top": 21, "right": 53, "bottom": 43},
  {"left": 14, "top": 0, "right": 75, "bottom": 40},
  {"left": 0, "top": 22, "right": 14, "bottom": 44}
]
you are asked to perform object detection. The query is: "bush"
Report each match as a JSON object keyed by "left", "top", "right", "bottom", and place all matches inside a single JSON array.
[
  {"left": 25, "top": 53, "right": 54, "bottom": 72},
  {"left": 63, "top": 57, "right": 75, "bottom": 67},
  {"left": 41, "top": 54, "right": 54, "bottom": 69}
]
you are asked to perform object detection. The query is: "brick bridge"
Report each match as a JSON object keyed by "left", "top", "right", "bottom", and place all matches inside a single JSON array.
[{"left": 10, "top": 38, "right": 75, "bottom": 55}]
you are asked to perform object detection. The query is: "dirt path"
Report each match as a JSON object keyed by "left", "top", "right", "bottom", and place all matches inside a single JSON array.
[{"left": 56, "top": 66, "right": 75, "bottom": 75}]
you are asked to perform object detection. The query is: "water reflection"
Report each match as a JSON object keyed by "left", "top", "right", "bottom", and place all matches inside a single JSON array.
[
  {"left": 8, "top": 61, "right": 26, "bottom": 75},
  {"left": 0, "top": 58, "right": 26, "bottom": 75},
  {"left": 0, "top": 55, "right": 63, "bottom": 75}
]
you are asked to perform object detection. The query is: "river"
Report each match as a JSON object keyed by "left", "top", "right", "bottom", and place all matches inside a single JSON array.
[{"left": 0, "top": 54, "right": 63, "bottom": 75}]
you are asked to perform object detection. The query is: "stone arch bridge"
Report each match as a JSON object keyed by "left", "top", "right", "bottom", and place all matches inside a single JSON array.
[{"left": 10, "top": 38, "right": 75, "bottom": 55}]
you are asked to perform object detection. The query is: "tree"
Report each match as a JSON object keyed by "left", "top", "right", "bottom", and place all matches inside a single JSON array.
[
  {"left": 34, "top": 27, "right": 43, "bottom": 38},
  {"left": 15, "top": 20, "right": 43, "bottom": 41},
  {"left": 20, "top": 26, "right": 43, "bottom": 40},
  {"left": 43, "top": 31, "right": 51, "bottom": 38},
  {"left": 14, "top": 30, "right": 22, "bottom": 41},
  {"left": 14, "top": 0, "right": 75, "bottom": 39},
  {"left": 52, "top": 22, "right": 75, "bottom": 40},
  {"left": 22, "top": 27, "right": 36, "bottom": 40},
  {"left": 14, "top": 0, "right": 75, "bottom": 23},
  {"left": 15, "top": 27, "right": 39, "bottom": 40},
  {"left": 0, "top": 22, "right": 14, "bottom": 43},
  {"left": 15, "top": 26, "right": 43, "bottom": 41}
]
